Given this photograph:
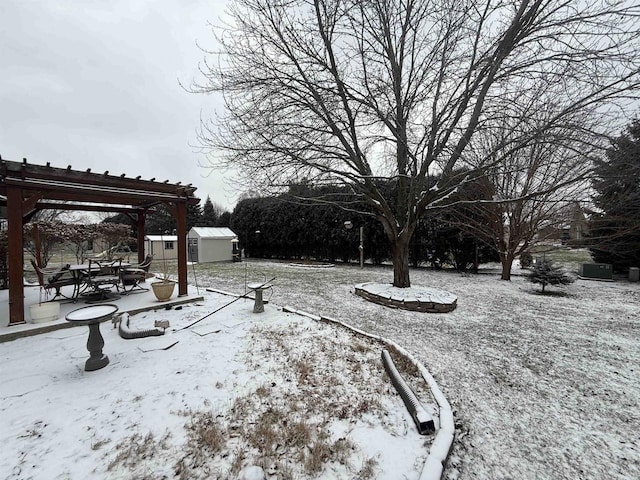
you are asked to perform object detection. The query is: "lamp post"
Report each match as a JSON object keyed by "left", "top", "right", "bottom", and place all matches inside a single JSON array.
[{"left": 344, "top": 221, "right": 364, "bottom": 268}]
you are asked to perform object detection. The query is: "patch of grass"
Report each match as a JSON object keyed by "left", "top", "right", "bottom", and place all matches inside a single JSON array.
[
  {"left": 293, "top": 357, "right": 314, "bottom": 383},
  {"left": 184, "top": 411, "right": 225, "bottom": 456},
  {"left": 285, "top": 419, "right": 313, "bottom": 448},
  {"left": 274, "top": 461, "right": 295, "bottom": 480},
  {"left": 172, "top": 410, "right": 227, "bottom": 478},
  {"left": 255, "top": 383, "right": 271, "bottom": 397},
  {"left": 351, "top": 340, "right": 372, "bottom": 354},
  {"left": 332, "top": 437, "right": 355, "bottom": 465},
  {"left": 107, "top": 431, "right": 171, "bottom": 471},
  {"left": 530, "top": 246, "right": 593, "bottom": 268},
  {"left": 304, "top": 434, "right": 332, "bottom": 474},
  {"left": 386, "top": 344, "right": 420, "bottom": 377},
  {"left": 250, "top": 409, "right": 284, "bottom": 454},
  {"left": 229, "top": 446, "right": 247, "bottom": 477},
  {"left": 358, "top": 456, "right": 378, "bottom": 479},
  {"left": 352, "top": 398, "right": 378, "bottom": 416}
]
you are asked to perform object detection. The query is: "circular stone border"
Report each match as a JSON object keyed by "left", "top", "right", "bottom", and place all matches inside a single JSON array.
[
  {"left": 355, "top": 282, "right": 457, "bottom": 313},
  {"left": 288, "top": 262, "right": 335, "bottom": 268}
]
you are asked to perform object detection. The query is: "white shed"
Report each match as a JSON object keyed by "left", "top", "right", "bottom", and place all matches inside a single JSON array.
[
  {"left": 187, "top": 227, "right": 238, "bottom": 263},
  {"left": 144, "top": 235, "right": 179, "bottom": 260}
]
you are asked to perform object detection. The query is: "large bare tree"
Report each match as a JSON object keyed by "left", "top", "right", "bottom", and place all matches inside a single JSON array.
[{"left": 194, "top": 0, "right": 639, "bottom": 287}]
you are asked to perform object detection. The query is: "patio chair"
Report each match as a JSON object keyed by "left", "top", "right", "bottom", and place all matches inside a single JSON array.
[
  {"left": 82, "top": 259, "right": 122, "bottom": 303},
  {"left": 30, "top": 259, "right": 77, "bottom": 301},
  {"left": 120, "top": 255, "right": 153, "bottom": 294}
]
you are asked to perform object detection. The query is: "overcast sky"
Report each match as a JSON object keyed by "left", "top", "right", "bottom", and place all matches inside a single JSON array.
[{"left": 0, "top": 0, "right": 238, "bottom": 210}]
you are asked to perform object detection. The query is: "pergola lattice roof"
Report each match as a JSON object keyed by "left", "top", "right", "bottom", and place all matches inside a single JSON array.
[{"left": 0, "top": 157, "right": 200, "bottom": 325}]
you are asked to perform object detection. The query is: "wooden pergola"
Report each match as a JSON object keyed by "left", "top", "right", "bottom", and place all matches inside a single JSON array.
[{"left": 0, "top": 158, "right": 200, "bottom": 325}]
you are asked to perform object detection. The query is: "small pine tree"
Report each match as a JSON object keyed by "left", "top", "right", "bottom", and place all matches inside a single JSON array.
[{"left": 527, "top": 259, "right": 574, "bottom": 293}]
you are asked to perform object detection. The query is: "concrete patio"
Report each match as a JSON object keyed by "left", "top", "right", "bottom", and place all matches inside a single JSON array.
[{"left": 0, "top": 280, "right": 204, "bottom": 343}]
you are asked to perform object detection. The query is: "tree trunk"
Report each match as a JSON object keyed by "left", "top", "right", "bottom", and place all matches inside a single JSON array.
[
  {"left": 391, "top": 235, "right": 411, "bottom": 287},
  {"left": 500, "top": 252, "right": 514, "bottom": 280}
]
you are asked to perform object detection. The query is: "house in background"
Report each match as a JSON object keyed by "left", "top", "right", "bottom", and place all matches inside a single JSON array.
[
  {"left": 187, "top": 227, "right": 238, "bottom": 263},
  {"left": 537, "top": 202, "right": 589, "bottom": 245},
  {"left": 144, "top": 235, "right": 179, "bottom": 260}
]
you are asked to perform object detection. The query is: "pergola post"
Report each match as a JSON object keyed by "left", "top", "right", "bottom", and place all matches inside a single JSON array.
[
  {"left": 176, "top": 202, "right": 187, "bottom": 296},
  {"left": 6, "top": 186, "right": 25, "bottom": 325},
  {"left": 136, "top": 210, "right": 146, "bottom": 264}
]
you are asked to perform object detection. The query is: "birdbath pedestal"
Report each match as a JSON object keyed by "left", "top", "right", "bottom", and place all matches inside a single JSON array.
[
  {"left": 66, "top": 304, "right": 119, "bottom": 371},
  {"left": 247, "top": 283, "right": 272, "bottom": 313}
]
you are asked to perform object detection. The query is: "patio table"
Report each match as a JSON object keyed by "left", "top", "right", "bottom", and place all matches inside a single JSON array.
[
  {"left": 70, "top": 262, "right": 130, "bottom": 302},
  {"left": 65, "top": 304, "right": 119, "bottom": 371}
]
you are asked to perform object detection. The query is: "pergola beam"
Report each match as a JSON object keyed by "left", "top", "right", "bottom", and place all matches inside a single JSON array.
[
  {"left": 0, "top": 160, "right": 195, "bottom": 196},
  {"left": 29, "top": 201, "right": 157, "bottom": 214},
  {"left": 3, "top": 178, "right": 189, "bottom": 206}
]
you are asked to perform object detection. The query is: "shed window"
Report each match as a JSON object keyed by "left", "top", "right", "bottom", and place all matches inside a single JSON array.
[{"left": 165, "top": 241, "right": 174, "bottom": 250}]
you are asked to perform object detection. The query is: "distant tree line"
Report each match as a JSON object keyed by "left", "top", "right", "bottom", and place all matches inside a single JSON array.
[
  {"left": 230, "top": 182, "right": 498, "bottom": 271},
  {"left": 232, "top": 115, "right": 640, "bottom": 275}
]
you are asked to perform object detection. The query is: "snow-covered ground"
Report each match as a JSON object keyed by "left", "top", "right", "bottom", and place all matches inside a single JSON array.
[
  {"left": 1, "top": 289, "right": 432, "bottom": 479},
  {"left": 191, "top": 260, "right": 640, "bottom": 480},
  {"left": 2, "top": 258, "right": 639, "bottom": 479}
]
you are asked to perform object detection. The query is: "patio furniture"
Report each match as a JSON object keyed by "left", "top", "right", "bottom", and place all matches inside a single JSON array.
[
  {"left": 82, "top": 259, "right": 122, "bottom": 303},
  {"left": 30, "top": 259, "right": 77, "bottom": 301},
  {"left": 65, "top": 304, "right": 119, "bottom": 371},
  {"left": 119, "top": 255, "right": 153, "bottom": 294}
]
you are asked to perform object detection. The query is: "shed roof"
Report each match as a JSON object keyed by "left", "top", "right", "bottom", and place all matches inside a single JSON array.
[
  {"left": 145, "top": 235, "right": 178, "bottom": 242},
  {"left": 190, "top": 227, "right": 237, "bottom": 239}
]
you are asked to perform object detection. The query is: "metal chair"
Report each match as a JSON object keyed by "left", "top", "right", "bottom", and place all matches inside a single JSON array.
[
  {"left": 30, "top": 259, "right": 77, "bottom": 301},
  {"left": 119, "top": 255, "right": 153, "bottom": 294}
]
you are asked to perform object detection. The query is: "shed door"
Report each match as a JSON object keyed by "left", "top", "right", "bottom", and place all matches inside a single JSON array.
[{"left": 188, "top": 238, "right": 198, "bottom": 262}]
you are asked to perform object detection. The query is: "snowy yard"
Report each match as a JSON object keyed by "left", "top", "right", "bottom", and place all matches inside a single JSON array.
[
  {"left": 187, "top": 259, "right": 639, "bottom": 480},
  {"left": 1, "top": 288, "right": 432, "bottom": 479},
  {"left": 2, "top": 257, "right": 638, "bottom": 479}
]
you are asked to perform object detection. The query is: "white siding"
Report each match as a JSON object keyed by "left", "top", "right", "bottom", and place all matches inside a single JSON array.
[
  {"left": 187, "top": 227, "right": 237, "bottom": 263},
  {"left": 144, "top": 236, "right": 179, "bottom": 260}
]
